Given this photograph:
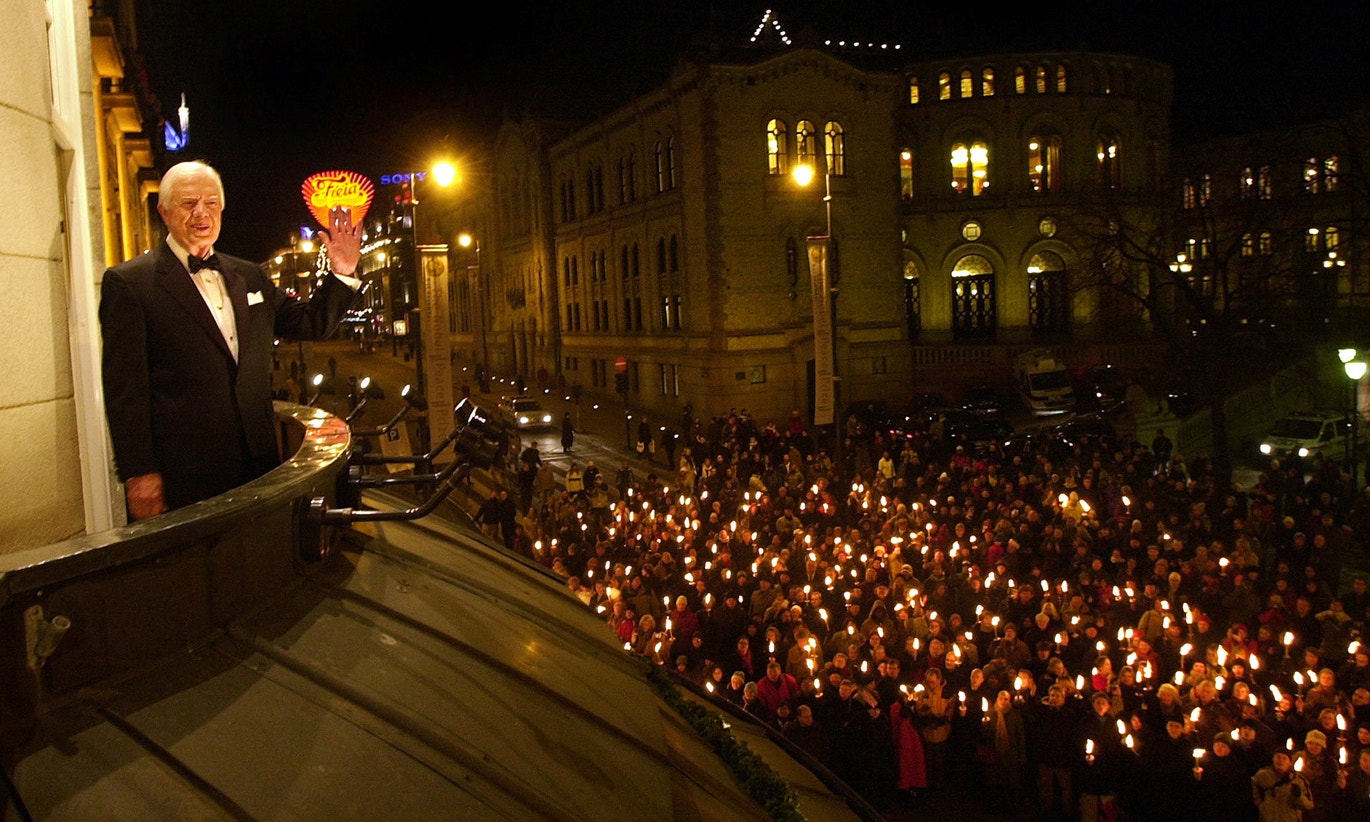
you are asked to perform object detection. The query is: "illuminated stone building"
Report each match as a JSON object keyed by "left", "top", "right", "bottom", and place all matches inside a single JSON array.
[{"left": 466, "top": 35, "right": 1179, "bottom": 423}]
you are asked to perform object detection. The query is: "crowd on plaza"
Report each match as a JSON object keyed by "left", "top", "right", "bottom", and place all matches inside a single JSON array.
[{"left": 508, "top": 403, "right": 1370, "bottom": 821}]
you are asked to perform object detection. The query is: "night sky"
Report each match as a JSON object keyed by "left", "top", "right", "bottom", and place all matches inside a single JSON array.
[{"left": 138, "top": 1, "right": 1370, "bottom": 262}]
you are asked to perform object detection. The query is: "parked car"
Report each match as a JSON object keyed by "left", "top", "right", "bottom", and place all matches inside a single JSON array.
[
  {"left": 1074, "top": 364, "right": 1128, "bottom": 412},
  {"left": 499, "top": 396, "right": 554, "bottom": 430},
  {"left": 1165, "top": 384, "right": 1198, "bottom": 418},
  {"left": 960, "top": 385, "right": 1012, "bottom": 416},
  {"left": 1050, "top": 416, "right": 1119, "bottom": 454},
  {"left": 943, "top": 410, "right": 1014, "bottom": 453}
]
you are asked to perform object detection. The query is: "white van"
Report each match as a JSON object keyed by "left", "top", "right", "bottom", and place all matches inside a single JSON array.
[
  {"left": 1014, "top": 349, "right": 1075, "bottom": 416},
  {"left": 1259, "top": 411, "right": 1362, "bottom": 466}
]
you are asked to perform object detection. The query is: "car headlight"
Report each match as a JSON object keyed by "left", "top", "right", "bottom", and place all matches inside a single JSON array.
[
  {"left": 542, "top": 414, "right": 552, "bottom": 423},
  {"left": 1260, "top": 443, "right": 1272, "bottom": 455},
  {"left": 1298, "top": 447, "right": 1310, "bottom": 458},
  {"left": 518, "top": 415, "right": 530, "bottom": 425}
]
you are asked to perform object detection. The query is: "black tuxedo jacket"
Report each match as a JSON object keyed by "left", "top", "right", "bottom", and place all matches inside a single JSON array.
[{"left": 100, "top": 243, "right": 358, "bottom": 510}]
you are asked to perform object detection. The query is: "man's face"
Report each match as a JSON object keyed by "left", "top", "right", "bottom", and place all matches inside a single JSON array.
[{"left": 159, "top": 171, "right": 223, "bottom": 253}]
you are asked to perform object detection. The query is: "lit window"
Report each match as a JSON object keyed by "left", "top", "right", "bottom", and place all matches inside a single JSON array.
[
  {"left": 909, "top": 76, "right": 920, "bottom": 104},
  {"left": 1305, "top": 158, "right": 1320, "bottom": 193},
  {"left": 1241, "top": 234, "right": 1254, "bottom": 257},
  {"left": 1199, "top": 173, "right": 1211, "bottom": 206},
  {"left": 1325, "top": 156, "right": 1339, "bottom": 191},
  {"left": 1306, "top": 228, "right": 1320, "bottom": 252},
  {"left": 1096, "top": 129, "right": 1122, "bottom": 189},
  {"left": 982, "top": 67, "right": 995, "bottom": 97},
  {"left": 1326, "top": 226, "right": 1340, "bottom": 250},
  {"left": 1182, "top": 179, "right": 1195, "bottom": 209},
  {"left": 1239, "top": 167, "right": 1255, "bottom": 199},
  {"left": 938, "top": 72, "right": 951, "bottom": 100},
  {"left": 1258, "top": 166, "right": 1271, "bottom": 199},
  {"left": 767, "top": 119, "right": 789, "bottom": 176},
  {"left": 1015, "top": 66, "right": 1027, "bottom": 94},
  {"left": 899, "top": 147, "right": 914, "bottom": 199},
  {"left": 950, "top": 140, "right": 990, "bottom": 196},
  {"left": 1055, "top": 64, "right": 1068, "bottom": 93},
  {"left": 824, "top": 121, "right": 845, "bottom": 176},
  {"left": 797, "top": 120, "right": 819, "bottom": 168},
  {"left": 1035, "top": 65, "right": 1048, "bottom": 94},
  {"left": 1028, "top": 133, "right": 1061, "bottom": 193},
  {"left": 960, "top": 69, "right": 974, "bottom": 98},
  {"left": 1259, "top": 232, "right": 1273, "bottom": 255}
]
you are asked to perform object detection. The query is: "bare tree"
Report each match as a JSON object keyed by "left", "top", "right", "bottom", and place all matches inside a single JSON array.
[{"left": 1059, "top": 116, "right": 1369, "bottom": 489}]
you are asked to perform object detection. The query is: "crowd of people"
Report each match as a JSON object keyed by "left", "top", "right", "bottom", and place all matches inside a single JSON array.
[{"left": 515, "top": 403, "right": 1370, "bottom": 821}]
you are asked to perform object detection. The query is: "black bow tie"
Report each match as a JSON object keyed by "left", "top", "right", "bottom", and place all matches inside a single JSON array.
[{"left": 187, "top": 254, "right": 222, "bottom": 274}]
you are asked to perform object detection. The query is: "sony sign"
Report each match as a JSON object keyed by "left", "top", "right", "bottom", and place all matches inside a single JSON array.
[{"left": 379, "top": 171, "right": 427, "bottom": 185}]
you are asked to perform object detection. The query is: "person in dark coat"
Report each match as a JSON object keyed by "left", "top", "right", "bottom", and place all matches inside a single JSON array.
[
  {"left": 1076, "top": 691, "right": 1125, "bottom": 822},
  {"left": 783, "top": 703, "right": 832, "bottom": 768},
  {"left": 561, "top": 411, "right": 575, "bottom": 453},
  {"left": 1136, "top": 718, "right": 1200, "bottom": 820},
  {"left": 1195, "top": 734, "right": 1258, "bottom": 822},
  {"left": 637, "top": 415, "right": 655, "bottom": 462}
]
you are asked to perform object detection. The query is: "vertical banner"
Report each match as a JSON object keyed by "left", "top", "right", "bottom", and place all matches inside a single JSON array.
[
  {"left": 419, "top": 244, "right": 454, "bottom": 448},
  {"left": 808, "top": 237, "right": 835, "bottom": 426}
]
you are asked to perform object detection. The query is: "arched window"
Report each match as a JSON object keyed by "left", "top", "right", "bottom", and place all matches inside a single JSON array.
[
  {"left": 1096, "top": 129, "right": 1122, "bottom": 189},
  {"left": 1027, "top": 251, "right": 1068, "bottom": 334},
  {"left": 950, "top": 141, "right": 990, "bottom": 196},
  {"left": 625, "top": 150, "right": 637, "bottom": 201},
  {"left": 1035, "top": 65, "right": 1048, "bottom": 94},
  {"left": 654, "top": 141, "right": 666, "bottom": 193},
  {"left": 908, "top": 76, "right": 920, "bottom": 104},
  {"left": 1055, "top": 64, "right": 1068, "bottom": 93},
  {"left": 938, "top": 72, "right": 952, "bottom": 100},
  {"left": 960, "top": 69, "right": 974, "bottom": 98},
  {"left": 796, "top": 120, "right": 819, "bottom": 169},
  {"left": 899, "top": 147, "right": 914, "bottom": 199},
  {"left": 767, "top": 119, "right": 788, "bottom": 176},
  {"left": 981, "top": 67, "right": 995, "bottom": 97},
  {"left": 951, "top": 254, "right": 996, "bottom": 339},
  {"left": 1014, "top": 66, "right": 1028, "bottom": 94},
  {"left": 664, "top": 136, "right": 676, "bottom": 189},
  {"left": 824, "top": 121, "right": 845, "bottom": 176},
  {"left": 1028, "top": 132, "right": 1062, "bottom": 193}
]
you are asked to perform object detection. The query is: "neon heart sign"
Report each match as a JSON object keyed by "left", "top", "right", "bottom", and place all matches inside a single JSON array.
[{"left": 301, "top": 170, "right": 374, "bottom": 228}]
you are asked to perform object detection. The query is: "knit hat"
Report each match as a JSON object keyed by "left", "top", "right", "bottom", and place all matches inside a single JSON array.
[{"left": 1305, "top": 729, "right": 1327, "bottom": 747}]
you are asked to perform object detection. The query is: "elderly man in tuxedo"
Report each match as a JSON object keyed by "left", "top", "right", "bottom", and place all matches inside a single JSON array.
[{"left": 100, "top": 160, "right": 361, "bottom": 520}]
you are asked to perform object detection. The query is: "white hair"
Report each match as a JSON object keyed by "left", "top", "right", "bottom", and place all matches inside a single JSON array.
[{"left": 159, "top": 161, "right": 225, "bottom": 209}]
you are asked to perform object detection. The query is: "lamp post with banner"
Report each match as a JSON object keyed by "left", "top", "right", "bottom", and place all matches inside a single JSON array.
[{"left": 793, "top": 162, "right": 841, "bottom": 472}]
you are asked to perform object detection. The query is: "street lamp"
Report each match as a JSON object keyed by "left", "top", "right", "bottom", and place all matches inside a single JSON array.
[
  {"left": 407, "top": 160, "right": 457, "bottom": 459},
  {"left": 793, "top": 162, "right": 841, "bottom": 473},
  {"left": 458, "top": 231, "right": 489, "bottom": 381},
  {"left": 1341, "top": 348, "right": 1365, "bottom": 490}
]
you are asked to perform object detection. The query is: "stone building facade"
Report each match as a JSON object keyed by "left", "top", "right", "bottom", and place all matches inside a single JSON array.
[{"left": 462, "top": 43, "right": 1176, "bottom": 424}]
